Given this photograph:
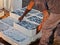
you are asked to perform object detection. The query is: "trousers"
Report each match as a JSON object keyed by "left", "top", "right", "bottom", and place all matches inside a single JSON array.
[{"left": 39, "top": 13, "right": 60, "bottom": 45}]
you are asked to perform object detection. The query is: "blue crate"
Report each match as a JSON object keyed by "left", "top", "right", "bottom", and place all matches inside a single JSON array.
[
  {"left": 0, "top": 22, "right": 9, "bottom": 31},
  {"left": 3, "top": 29, "right": 29, "bottom": 42}
]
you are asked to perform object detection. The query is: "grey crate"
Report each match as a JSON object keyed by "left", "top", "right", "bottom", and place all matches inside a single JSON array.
[
  {"left": 3, "top": 29, "right": 29, "bottom": 42},
  {"left": 0, "top": 21, "right": 10, "bottom": 31},
  {"left": 1, "top": 17, "right": 18, "bottom": 26}
]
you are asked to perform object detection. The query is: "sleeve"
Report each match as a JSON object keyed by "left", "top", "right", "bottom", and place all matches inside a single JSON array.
[{"left": 34, "top": 0, "right": 47, "bottom": 12}]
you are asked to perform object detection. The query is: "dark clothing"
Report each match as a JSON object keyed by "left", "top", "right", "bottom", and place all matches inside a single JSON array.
[
  {"left": 47, "top": 0, "right": 60, "bottom": 14},
  {"left": 34, "top": 0, "right": 60, "bottom": 45},
  {"left": 34, "top": 0, "right": 60, "bottom": 14},
  {"left": 39, "top": 13, "right": 60, "bottom": 45}
]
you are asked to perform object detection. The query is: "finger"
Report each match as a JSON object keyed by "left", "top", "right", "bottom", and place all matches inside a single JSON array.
[{"left": 18, "top": 19, "right": 21, "bottom": 22}]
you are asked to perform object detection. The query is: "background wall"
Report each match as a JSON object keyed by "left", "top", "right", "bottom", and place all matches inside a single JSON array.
[
  {"left": 0, "top": 0, "right": 38, "bottom": 11},
  {"left": 11, "top": 0, "right": 22, "bottom": 11},
  {"left": 0, "top": 0, "right": 4, "bottom": 9}
]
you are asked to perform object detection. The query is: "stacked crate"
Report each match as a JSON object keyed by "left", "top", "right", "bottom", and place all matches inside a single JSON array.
[
  {"left": 0, "top": 7, "right": 43, "bottom": 45},
  {"left": 13, "top": 7, "right": 43, "bottom": 37}
]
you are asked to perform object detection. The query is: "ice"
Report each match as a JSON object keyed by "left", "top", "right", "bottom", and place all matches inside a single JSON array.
[
  {"left": 0, "top": 22, "right": 9, "bottom": 31},
  {"left": 12, "top": 10, "right": 23, "bottom": 16},
  {"left": 3, "top": 29, "right": 29, "bottom": 42},
  {"left": 1, "top": 17, "right": 14, "bottom": 26},
  {"left": 27, "top": 16, "right": 42, "bottom": 24},
  {"left": 17, "top": 21, "right": 38, "bottom": 30}
]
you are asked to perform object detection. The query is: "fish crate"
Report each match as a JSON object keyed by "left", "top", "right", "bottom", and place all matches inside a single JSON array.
[
  {"left": 0, "top": 20, "right": 42, "bottom": 45},
  {"left": 0, "top": 20, "right": 12, "bottom": 32},
  {"left": 13, "top": 8, "right": 43, "bottom": 37},
  {"left": 14, "top": 15, "right": 42, "bottom": 37},
  {"left": 12, "top": 7, "right": 42, "bottom": 17},
  {"left": 0, "top": 28, "right": 35, "bottom": 45},
  {"left": 1, "top": 17, "right": 17, "bottom": 26},
  {"left": 14, "top": 20, "right": 38, "bottom": 37},
  {"left": 0, "top": 7, "right": 43, "bottom": 38},
  {"left": 0, "top": 8, "right": 43, "bottom": 45},
  {"left": 0, "top": 12, "right": 19, "bottom": 27}
]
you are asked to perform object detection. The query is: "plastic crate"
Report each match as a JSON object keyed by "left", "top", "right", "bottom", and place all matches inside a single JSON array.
[
  {"left": 0, "top": 28, "right": 33, "bottom": 45},
  {"left": 0, "top": 21, "right": 12, "bottom": 31},
  {"left": 13, "top": 8, "right": 43, "bottom": 37}
]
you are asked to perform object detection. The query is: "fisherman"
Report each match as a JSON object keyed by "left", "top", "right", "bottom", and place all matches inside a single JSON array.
[{"left": 18, "top": 0, "right": 60, "bottom": 45}]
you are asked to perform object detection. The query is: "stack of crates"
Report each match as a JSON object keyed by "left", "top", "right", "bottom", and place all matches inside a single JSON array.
[
  {"left": 13, "top": 7, "right": 43, "bottom": 37},
  {"left": 0, "top": 7, "right": 43, "bottom": 45}
]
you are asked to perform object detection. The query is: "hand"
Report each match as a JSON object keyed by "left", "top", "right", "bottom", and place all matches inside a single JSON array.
[
  {"left": 18, "top": 16, "right": 24, "bottom": 22},
  {"left": 36, "top": 24, "right": 42, "bottom": 34}
]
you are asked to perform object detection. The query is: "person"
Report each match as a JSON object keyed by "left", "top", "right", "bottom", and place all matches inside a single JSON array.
[
  {"left": 18, "top": 0, "right": 60, "bottom": 45},
  {"left": 18, "top": 0, "right": 49, "bottom": 33}
]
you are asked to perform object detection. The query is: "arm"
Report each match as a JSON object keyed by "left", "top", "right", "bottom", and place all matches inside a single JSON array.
[
  {"left": 35, "top": 0, "right": 50, "bottom": 34},
  {"left": 36, "top": 9, "right": 49, "bottom": 34},
  {"left": 18, "top": 0, "right": 35, "bottom": 21}
]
